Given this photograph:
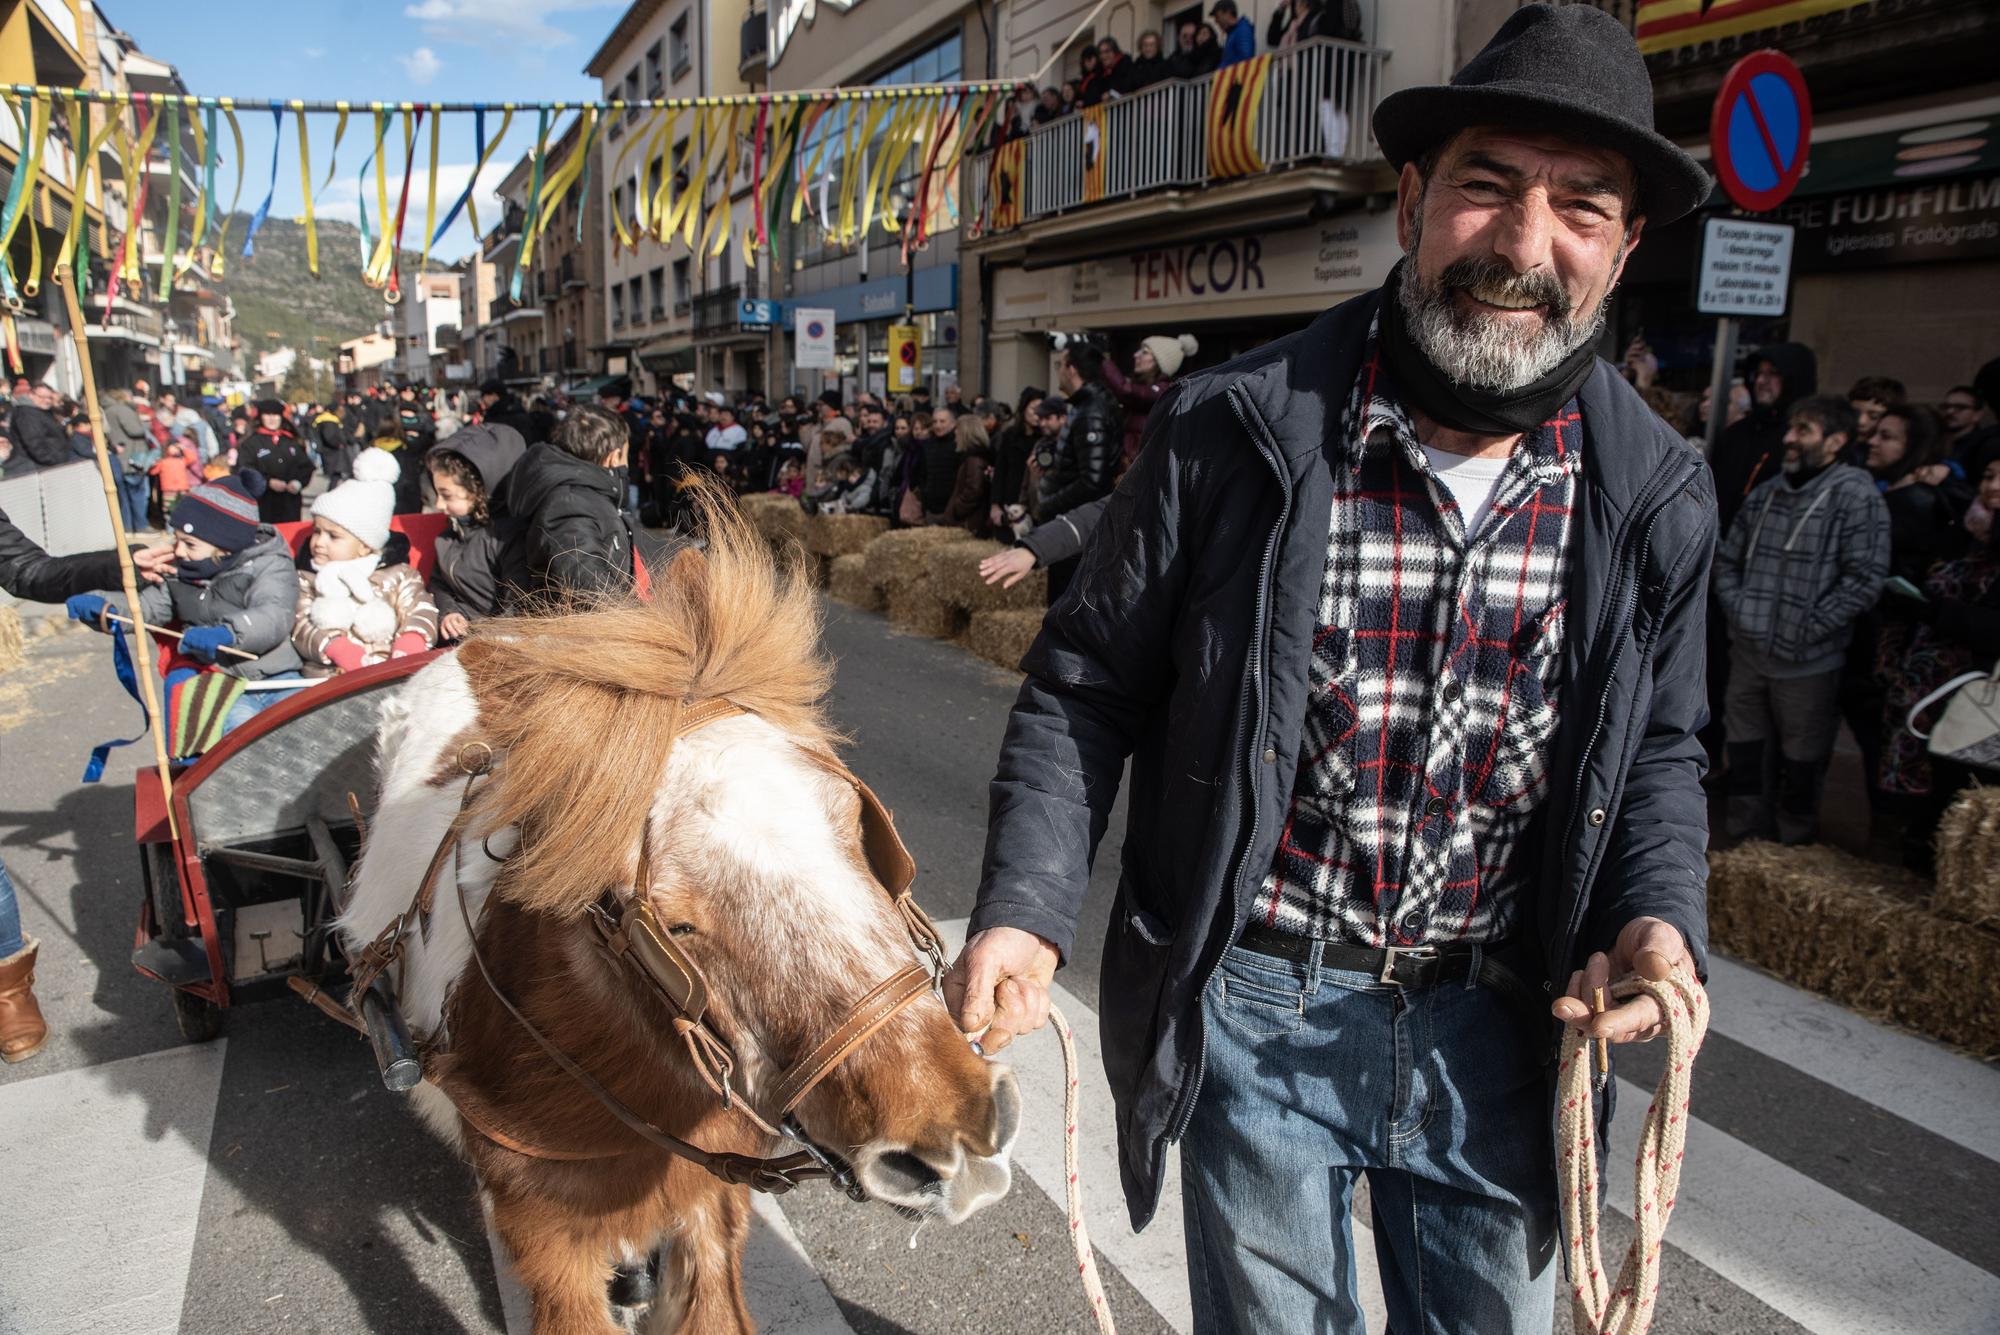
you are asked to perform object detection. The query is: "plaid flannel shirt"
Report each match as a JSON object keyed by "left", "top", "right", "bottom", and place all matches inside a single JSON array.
[{"left": 1258, "top": 339, "right": 1579, "bottom": 946}]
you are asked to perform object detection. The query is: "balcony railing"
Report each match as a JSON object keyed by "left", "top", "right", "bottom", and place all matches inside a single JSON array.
[
  {"left": 693, "top": 284, "right": 742, "bottom": 333},
  {"left": 965, "top": 37, "right": 1386, "bottom": 234}
]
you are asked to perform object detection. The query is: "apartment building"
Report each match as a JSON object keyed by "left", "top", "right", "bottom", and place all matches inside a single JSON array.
[{"left": 586, "top": 0, "right": 758, "bottom": 398}]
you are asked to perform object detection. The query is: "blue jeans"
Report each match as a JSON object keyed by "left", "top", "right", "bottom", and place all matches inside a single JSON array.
[
  {"left": 219, "top": 672, "right": 307, "bottom": 733},
  {"left": 119, "top": 470, "right": 151, "bottom": 533},
  {"left": 1181, "top": 942, "right": 1557, "bottom": 1335},
  {"left": 0, "top": 857, "right": 23, "bottom": 958}
]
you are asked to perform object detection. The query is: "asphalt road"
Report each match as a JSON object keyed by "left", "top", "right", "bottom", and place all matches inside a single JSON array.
[{"left": 2, "top": 597, "right": 1997, "bottom": 1335}]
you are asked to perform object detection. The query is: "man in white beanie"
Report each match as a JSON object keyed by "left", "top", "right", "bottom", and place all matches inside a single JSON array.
[{"left": 291, "top": 448, "right": 440, "bottom": 676}]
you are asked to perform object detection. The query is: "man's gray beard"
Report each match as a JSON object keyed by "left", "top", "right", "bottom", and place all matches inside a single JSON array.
[{"left": 1395, "top": 244, "right": 1617, "bottom": 395}]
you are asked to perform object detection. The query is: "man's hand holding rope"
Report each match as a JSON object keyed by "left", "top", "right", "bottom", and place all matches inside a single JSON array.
[{"left": 1550, "top": 915, "right": 1689, "bottom": 1043}]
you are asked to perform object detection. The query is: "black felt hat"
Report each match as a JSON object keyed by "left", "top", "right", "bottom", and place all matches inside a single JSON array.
[{"left": 1372, "top": 4, "right": 1711, "bottom": 225}]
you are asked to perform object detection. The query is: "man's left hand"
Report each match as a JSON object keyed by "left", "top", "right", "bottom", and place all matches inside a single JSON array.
[{"left": 1550, "top": 916, "right": 1690, "bottom": 1044}]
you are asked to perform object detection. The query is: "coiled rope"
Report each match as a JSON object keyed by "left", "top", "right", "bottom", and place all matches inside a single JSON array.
[{"left": 1557, "top": 970, "right": 1710, "bottom": 1335}]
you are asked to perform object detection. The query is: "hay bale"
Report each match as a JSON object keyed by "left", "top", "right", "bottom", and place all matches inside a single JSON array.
[
  {"left": 964, "top": 609, "right": 1045, "bottom": 671},
  {"left": 885, "top": 584, "right": 967, "bottom": 640},
  {"left": 1708, "top": 841, "right": 2000, "bottom": 1058},
  {"left": 923, "top": 540, "right": 1049, "bottom": 614},
  {"left": 738, "top": 494, "right": 807, "bottom": 552},
  {"left": 1933, "top": 784, "right": 2000, "bottom": 927},
  {"left": 0, "top": 604, "right": 22, "bottom": 675},
  {"left": 805, "top": 513, "right": 889, "bottom": 558},
  {"left": 862, "top": 526, "right": 962, "bottom": 594},
  {"left": 827, "top": 554, "right": 883, "bottom": 611}
]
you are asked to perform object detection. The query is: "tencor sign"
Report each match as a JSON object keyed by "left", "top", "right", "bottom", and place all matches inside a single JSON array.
[
  {"left": 992, "top": 215, "right": 1399, "bottom": 327},
  {"left": 1696, "top": 216, "right": 1795, "bottom": 316},
  {"left": 771, "top": 0, "right": 860, "bottom": 68}
]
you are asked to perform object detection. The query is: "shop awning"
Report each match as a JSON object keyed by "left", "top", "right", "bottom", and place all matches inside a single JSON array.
[
  {"left": 562, "top": 373, "right": 633, "bottom": 398},
  {"left": 636, "top": 337, "right": 695, "bottom": 375}
]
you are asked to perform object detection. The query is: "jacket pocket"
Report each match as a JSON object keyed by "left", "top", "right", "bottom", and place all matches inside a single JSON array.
[
  {"left": 1300, "top": 625, "right": 1360, "bottom": 794},
  {"left": 1469, "top": 607, "right": 1563, "bottom": 810},
  {"left": 1098, "top": 870, "right": 1178, "bottom": 1111}
]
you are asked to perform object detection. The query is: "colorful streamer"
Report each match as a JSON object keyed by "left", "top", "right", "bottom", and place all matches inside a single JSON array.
[
  {"left": 296, "top": 104, "right": 318, "bottom": 276},
  {"left": 241, "top": 105, "right": 283, "bottom": 258}
]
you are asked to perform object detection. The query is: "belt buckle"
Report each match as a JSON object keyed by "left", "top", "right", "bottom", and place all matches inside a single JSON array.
[{"left": 1378, "top": 945, "right": 1438, "bottom": 986}]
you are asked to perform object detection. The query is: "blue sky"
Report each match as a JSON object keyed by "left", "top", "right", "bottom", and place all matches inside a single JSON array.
[{"left": 117, "top": 0, "right": 620, "bottom": 263}]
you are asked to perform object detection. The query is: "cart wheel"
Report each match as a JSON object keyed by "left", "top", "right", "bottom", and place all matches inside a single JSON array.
[
  {"left": 144, "top": 842, "right": 186, "bottom": 939},
  {"left": 171, "top": 988, "right": 224, "bottom": 1043}
]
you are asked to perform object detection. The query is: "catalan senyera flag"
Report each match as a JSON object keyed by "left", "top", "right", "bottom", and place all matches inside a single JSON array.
[
  {"left": 1206, "top": 54, "right": 1271, "bottom": 180},
  {"left": 1082, "top": 105, "right": 1107, "bottom": 203},
  {"left": 1634, "top": 0, "right": 1870, "bottom": 54},
  {"left": 989, "top": 137, "right": 1026, "bottom": 231}
]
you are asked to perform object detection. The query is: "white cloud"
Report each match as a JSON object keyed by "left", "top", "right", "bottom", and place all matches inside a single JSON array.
[
  {"left": 400, "top": 46, "right": 443, "bottom": 85},
  {"left": 314, "top": 159, "right": 513, "bottom": 263},
  {"left": 404, "top": 0, "right": 618, "bottom": 49},
  {"left": 302, "top": 46, "right": 325, "bottom": 61}
]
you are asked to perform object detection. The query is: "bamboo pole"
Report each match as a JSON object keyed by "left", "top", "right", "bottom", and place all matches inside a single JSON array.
[{"left": 56, "top": 271, "right": 178, "bottom": 838}]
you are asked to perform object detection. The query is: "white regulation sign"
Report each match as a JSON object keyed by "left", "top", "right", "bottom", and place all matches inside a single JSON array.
[
  {"left": 794, "top": 307, "right": 836, "bottom": 369},
  {"left": 1697, "top": 217, "right": 1796, "bottom": 317}
]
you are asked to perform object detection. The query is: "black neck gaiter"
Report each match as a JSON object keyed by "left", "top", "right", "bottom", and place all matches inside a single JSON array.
[{"left": 1376, "top": 261, "right": 1601, "bottom": 438}]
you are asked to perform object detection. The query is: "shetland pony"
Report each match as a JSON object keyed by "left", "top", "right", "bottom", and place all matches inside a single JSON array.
[{"left": 339, "top": 490, "right": 1018, "bottom": 1333}]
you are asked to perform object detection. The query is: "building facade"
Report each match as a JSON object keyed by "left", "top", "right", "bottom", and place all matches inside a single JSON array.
[
  {"left": 586, "top": 0, "right": 757, "bottom": 398},
  {"left": 393, "top": 271, "right": 461, "bottom": 386}
]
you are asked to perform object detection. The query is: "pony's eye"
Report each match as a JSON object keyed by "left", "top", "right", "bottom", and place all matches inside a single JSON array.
[{"left": 667, "top": 923, "right": 697, "bottom": 938}]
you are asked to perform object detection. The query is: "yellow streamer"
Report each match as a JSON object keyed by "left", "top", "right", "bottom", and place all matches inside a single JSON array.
[
  {"left": 837, "top": 96, "right": 892, "bottom": 244},
  {"left": 610, "top": 106, "right": 664, "bottom": 251},
  {"left": 175, "top": 109, "right": 208, "bottom": 279},
  {"left": 295, "top": 105, "right": 317, "bottom": 276},
  {"left": 363, "top": 108, "right": 391, "bottom": 286},
  {"left": 212, "top": 103, "right": 243, "bottom": 277},
  {"left": 866, "top": 92, "right": 934, "bottom": 237},
  {"left": 321, "top": 104, "right": 348, "bottom": 191},
  {"left": 510, "top": 107, "right": 556, "bottom": 280},
  {"left": 462, "top": 107, "right": 513, "bottom": 240},
  {"left": 648, "top": 109, "right": 683, "bottom": 243},
  {"left": 532, "top": 107, "right": 595, "bottom": 235},
  {"left": 0, "top": 95, "right": 52, "bottom": 295},
  {"left": 417, "top": 106, "right": 440, "bottom": 272},
  {"left": 793, "top": 100, "right": 837, "bottom": 226},
  {"left": 699, "top": 105, "right": 742, "bottom": 258},
  {"left": 55, "top": 97, "right": 113, "bottom": 284}
]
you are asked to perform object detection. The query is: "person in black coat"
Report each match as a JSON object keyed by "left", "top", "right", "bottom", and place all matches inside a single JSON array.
[
  {"left": 499, "top": 404, "right": 643, "bottom": 607},
  {"left": 8, "top": 385, "right": 71, "bottom": 470},
  {"left": 1127, "top": 32, "right": 1170, "bottom": 90},
  {"left": 1, "top": 504, "right": 173, "bottom": 603},
  {"left": 239, "top": 400, "right": 314, "bottom": 524},
  {"left": 911, "top": 407, "right": 962, "bottom": 519}
]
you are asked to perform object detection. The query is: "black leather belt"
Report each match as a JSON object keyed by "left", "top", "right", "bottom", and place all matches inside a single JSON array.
[{"left": 1236, "top": 921, "right": 1543, "bottom": 1011}]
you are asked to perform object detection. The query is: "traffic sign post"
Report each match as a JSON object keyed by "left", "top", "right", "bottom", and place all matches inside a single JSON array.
[
  {"left": 887, "top": 324, "right": 921, "bottom": 395},
  {"left": 1703, "top": 50, "right": 1812, "bottom": 458}
]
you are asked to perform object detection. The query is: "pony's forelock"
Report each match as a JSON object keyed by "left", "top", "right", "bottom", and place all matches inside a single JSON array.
[{"left": 456, "top": 480, "right": 833, "bottom": 916}]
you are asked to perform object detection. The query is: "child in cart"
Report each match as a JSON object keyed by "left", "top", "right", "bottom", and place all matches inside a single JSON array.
[
  {"left": 425, "top": 421, "right": 524, "bottom": 642},
  {"left": 292, "top": 448, "right": 439, "bottom": 675},
  {"left": 70, "top": 470, "right": 308, "bottom": 747}
]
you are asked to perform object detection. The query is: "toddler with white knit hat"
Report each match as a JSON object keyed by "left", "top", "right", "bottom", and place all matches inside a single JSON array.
[{"left": 290, "top": 449, "right": 440, "bottom": 677}]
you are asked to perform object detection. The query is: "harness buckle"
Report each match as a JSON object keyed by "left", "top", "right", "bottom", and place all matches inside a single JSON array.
[{"left": 1378, "top": 945, "right": 1438, "bottom": 986}]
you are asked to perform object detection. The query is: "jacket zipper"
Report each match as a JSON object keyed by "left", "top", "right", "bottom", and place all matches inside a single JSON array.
[
  {"left": 1553, "top": 458, "right": 1700, "bottom": 970},
  {"left": 1166, "top": 386, "right": 1293, "bottom": 1148}
]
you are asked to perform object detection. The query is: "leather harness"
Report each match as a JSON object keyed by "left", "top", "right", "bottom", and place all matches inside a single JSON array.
[{"left": 344, "top": 699, "right": 951, "bottom": 1198}]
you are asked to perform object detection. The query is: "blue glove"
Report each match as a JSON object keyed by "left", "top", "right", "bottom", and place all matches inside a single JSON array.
[
  {"left": 179, "top": 623, "right": 236, "bottom": 663},
  {"left": 66, "top": 593, "right": 113, "bottom": 628}
]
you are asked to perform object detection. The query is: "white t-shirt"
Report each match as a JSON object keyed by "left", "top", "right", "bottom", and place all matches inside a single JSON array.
[{"left": 1420, "top": 445, "right": 1510, "bottom": 540}]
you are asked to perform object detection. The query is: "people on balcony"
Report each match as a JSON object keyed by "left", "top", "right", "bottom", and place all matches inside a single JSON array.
[
  {"left": 1210, "top": 0, "right": 1256, "bottom": 67},
  {"left": 1077, "top": 46, "right": 1109, "bottom": 107},
  {"left": 1268, "top": 0, "right": 1364, "bottom": 48},
  {"left": 1034, "top": 86, "right": 1064, "bottom": 125},
  {"left": 1092, "top": 37, "right": 1137, "bottom": 100},
  {"left": 1128, "top": 32, "right": 1169, "bottom": 90}
]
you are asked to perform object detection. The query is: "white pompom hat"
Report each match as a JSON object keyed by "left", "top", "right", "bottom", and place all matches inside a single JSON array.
[
  {"left": 311, "top": 448, "right": 400, "bottom": 551},
  {"left": 1140, "top": 333, "right": 1199, "bottom": 379}
]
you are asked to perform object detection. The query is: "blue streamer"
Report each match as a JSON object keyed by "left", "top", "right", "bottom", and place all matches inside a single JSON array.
[
  {"left": 82, "top": 622, "right": 149, "bottom": 784},
  {"left": 241, "top": 105, "right": 284, "bottom": 258},
  {"left": 430, "top": 108, "right": 484, "bottom": 248}
]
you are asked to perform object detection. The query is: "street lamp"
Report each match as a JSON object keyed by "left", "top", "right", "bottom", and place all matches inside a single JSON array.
[{"left": 891, "top": 189, "right": 915, "bottom": 321}]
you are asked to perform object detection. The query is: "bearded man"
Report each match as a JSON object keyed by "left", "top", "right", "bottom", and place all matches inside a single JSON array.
[{"left": 945, "top": 7, "right": 1717, "bottom": 1332}]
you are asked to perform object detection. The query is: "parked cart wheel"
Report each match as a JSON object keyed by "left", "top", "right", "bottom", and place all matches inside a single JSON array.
[{"left": 171, "top": 987, "right": 224, "bottom": 1043}]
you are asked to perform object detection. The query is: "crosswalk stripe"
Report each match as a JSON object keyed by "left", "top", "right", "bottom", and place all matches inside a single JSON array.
[
  {"left": 1701, "top": 955, "right": 2000, "bottom": 1162},
  {"left": 1603, "top": 1071, "right": 2000, "bottom": 1335},
  {"left": 0, "top": 1042, "right": 228, "bottom": 1335}
]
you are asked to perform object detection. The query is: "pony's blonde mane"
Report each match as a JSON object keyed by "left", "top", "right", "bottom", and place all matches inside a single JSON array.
[{"left": 456, "top": 481, "right": 833, "bottom": 916}]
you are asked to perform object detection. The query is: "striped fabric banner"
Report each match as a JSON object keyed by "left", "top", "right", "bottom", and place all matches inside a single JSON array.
[
  {"left": 1634, "top": 0, "right": 1870, "bottom": 54},
  {"left": 1206, "top": 54, "right": 1271, "bottom": 180},
  {"left": 1082, "top": 105, "right": 1107, "bottom": 204},
  {"left": 169, "top": 671, "right": 245, "bottom": 762},
  {"left": 988, "top": 137, "right": 1026, "bottom": 232}
]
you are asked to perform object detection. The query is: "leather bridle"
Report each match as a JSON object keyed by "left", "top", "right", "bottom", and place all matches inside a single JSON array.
[{"left": 353, "top": 699, "right": 953, "bottom": 1198}]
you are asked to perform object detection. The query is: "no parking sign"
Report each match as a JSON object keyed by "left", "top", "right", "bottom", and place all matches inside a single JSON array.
[{"left": 1710, "top": 51, "right": 1812, "bottom": 212}]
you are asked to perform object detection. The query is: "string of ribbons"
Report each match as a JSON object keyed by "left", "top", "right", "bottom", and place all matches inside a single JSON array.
[{"left": 0, "top": 82, "right": 1016, "bottom": 311}]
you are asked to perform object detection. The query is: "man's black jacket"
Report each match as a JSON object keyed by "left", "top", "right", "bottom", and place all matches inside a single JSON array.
[
  {"left": 0, "top": 504, "right": 123, "bottom": 602},
  {"left": 9, "top": 403, "right": 70, "bottom": 468},
  {"left": 1034, "top": 381, "right": 1120, "bottom": 523},
  {"left": 499, "top": 442, "right": 637, "bottom": 607},
  {"left": 974, "top": 291, "right": 1718, "bottom": 1229}
]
